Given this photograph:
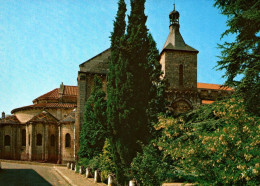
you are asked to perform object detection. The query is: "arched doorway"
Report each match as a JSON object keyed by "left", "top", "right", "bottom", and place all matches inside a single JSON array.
[{"left": 172, "top": 99, "right": 192, "bottom": 115}]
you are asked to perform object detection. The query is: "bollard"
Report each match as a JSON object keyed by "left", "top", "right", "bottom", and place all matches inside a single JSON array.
[
  {"left": 108, "top": 174, "right": 116, "bottom": 186},
  {"left": 129, "top": 180, "right": 136, "bottom": 186},
  {"left": 86, "top": 168, "right": 93, "bottom": 178},
  {"left": 74, "top": 164, "right": 78, "bottom": 173},
  {"left": 94, "top": 170, "right": 101, "bottom": 183},
  {"left": 67, "top": 162, "right": 71, "bottom": 169},
  {"left": 79, "top": 166, "right": 85, "bottom": 174},
  {"left": 70, "top": 163, "right": 75, "bottom": 170}
]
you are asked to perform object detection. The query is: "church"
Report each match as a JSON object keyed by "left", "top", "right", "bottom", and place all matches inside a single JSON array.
[{"left": 0, "top": 7, "right": 232, "bottom": 163}]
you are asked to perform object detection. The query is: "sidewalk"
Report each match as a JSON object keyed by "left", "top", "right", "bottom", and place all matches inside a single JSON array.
[{"left": 54, "top": 166, "right": 106, "bottom": 186}]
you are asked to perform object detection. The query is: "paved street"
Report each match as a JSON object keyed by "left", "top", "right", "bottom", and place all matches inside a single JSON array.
[
  {"left": 0, "top": 161, "right": 68, "bottom": 186},
  {"left": 0, "top": 160, "right": 106, "bottom": 186}
]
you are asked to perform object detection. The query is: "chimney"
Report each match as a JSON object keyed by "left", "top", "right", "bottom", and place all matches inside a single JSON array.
[
  {"left": 59, "top": 82, "right": 65, "bottom": 98},
  {"left": 2, "top": 112, "right": 5, "bottom": 119}
]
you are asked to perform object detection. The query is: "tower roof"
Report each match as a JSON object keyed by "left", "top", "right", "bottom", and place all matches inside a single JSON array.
[{"left": 161, "top": 5, "right": 198, "bottom": 54}]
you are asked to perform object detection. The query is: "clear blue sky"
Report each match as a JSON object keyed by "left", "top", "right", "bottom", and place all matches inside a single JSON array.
[{"left": 0, "top": 0, "right": 234, "bottom": 115}]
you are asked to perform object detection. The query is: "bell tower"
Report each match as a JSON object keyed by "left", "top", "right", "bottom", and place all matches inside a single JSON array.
[{"left": 160, "top": 4, "right": 200, "bottom": 114}]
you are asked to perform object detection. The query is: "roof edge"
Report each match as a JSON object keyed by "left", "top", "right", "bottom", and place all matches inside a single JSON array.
[{"left": 80, "top": 48, "right": 111, "bottom": 67}]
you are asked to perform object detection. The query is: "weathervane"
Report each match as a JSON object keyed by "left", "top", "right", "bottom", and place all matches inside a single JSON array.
[{"left": 173, "top": 0, "right": 175, "bottom": 10}]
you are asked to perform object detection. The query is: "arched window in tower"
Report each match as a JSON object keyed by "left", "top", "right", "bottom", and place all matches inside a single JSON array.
[
  {"left": 21, "top": 129, "right": 26, "bottom": 146},
  {"left": 36, "top": 134, "right": 42, "bottom": 146},
  {"left": 65, "top": 133, "right": 71, "bottom": 148},
  {"left": 4, "top": 135, "right": 10, "bottom": 146},
  {"left": 51, "top": 135, "right": 55, "bottom": 147},
  {"left": 179, "top": 64, "right": 184, "bottom": 87}
]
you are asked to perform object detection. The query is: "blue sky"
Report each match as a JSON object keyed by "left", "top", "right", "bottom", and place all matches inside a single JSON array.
[{"left": 0, "top": 0, "right": 233, "bottom": 114}]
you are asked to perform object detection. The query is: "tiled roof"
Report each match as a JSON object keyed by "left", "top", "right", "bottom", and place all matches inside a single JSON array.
[
  {"left": 12, "top": 103, "right": 77, "bottom": 114},
  {"left": 64, "top": 86, "right": 77, "bottom": 96},
  {"left": 197, "top": 83, "right": 233, "bottom": 91},
  {"left": 33, "top": 85, "right": 77, "bottom": 102},
  {"left": 27, "top": 111, "right": 58, "bottom": 123},
  {"left": 202, "top": 100, "right": 215, "bottom": 104},
  {"left": 0, "top": 115, "right": 20, "bottom": 124},
  {"left": 60, "top": 109, "right": 76, "bottom": 123}
]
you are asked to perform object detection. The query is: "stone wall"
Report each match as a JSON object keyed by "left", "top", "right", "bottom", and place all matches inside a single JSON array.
[
  {"left": 161, "top": 50, "right": 197, "bottom": 90},
  {"left": 0, "top": 124, "right": 26, "bottom": 160},
  {"left": 60, "top": 123, "right": 75, "bottom": 163}
]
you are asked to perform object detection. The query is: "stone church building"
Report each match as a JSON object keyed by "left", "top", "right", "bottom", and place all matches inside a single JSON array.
[
  {"left": 0, "top": 7, "right": 232, "bottom": 163},
  {"left": 0, "top": 84, "right": 77, "bottom": 163}
]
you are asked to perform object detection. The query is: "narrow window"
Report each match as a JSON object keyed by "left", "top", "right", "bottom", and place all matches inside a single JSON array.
[
  {"left": 179, "top": 64, "right": 183, "bottom": 87},
  {"left": 4, "top": 135, "right": 10, "bottom": 146},
  {"left": 51, "top": 135, "right": 55, "bottom": 147},
  {"left": 21, "top": 129, "right": 26, "bottom": 146},
  {"left": 36, "top": 134, "right": 42, "bottom": 146},
  {"left": 65, "top": 133, "right": 71, "bottom": 148}
]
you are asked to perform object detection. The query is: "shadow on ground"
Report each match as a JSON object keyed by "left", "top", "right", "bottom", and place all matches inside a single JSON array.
[{"left": 0, "top": 169, "right": 51, "bottom": 186}]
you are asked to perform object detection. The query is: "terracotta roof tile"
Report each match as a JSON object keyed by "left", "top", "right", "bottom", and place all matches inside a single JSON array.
[
  {"left": 197, "top": 83, "right": 233, "bottom": 91},
  {"left": 12, "top": 103, "right": 77, "bottom": 113},
  {"left": 27, "top": 111, "right": 58, "bottom": 123},
  {"left": 33, "top": 85, "right": 77, "bottom": 102},
  {"left": 0, "top": 115, "right": 20, "bottom": 124},
  {"left": 63, "top": 86, "right": 77, "bottom": 96},
  {"left": 202, "top": 100, "right": 215, "bottom": 104}
]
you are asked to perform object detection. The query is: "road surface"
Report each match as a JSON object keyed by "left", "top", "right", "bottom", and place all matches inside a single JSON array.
[{"left": 0, "top": 161, "right": 69, "bottom": 186}]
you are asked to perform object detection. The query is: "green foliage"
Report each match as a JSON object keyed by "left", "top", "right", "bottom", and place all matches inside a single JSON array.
[
  {"left": 78, "top": 75, "right": 107, "bottom": 160},
  {"left": 146, "top": 33, "right": 166, "bottom": 135},
  {"left": 156, "top": 97, "right": 260, "bottom": 185},
  {"left": 98, "top": 139, "right": 117, "bottom": 182},
  {"left": 107, "top": 0, "right": 165, "bottom": 184},
  {"left": 131, "top": 142, "right": 188, "bottom": 186},
  {"left": 78, "top": 139, "right": 116, "bottom": 183},
  {"left": 214, "top": 0, "right": 260, "bottom": 115}
]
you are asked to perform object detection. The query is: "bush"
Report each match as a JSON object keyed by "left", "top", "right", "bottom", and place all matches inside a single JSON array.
[
  {"left": 131, "top": 142, "right": 192, "bottom": 186},
  {"left": 156, "top": 97, "right": 260, "bottom": 185},
  {"left": 78, "top": 139, "right": 116, "bottom": 182}
]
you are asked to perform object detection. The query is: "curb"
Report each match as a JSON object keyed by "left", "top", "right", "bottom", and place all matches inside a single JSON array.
[
  {"left": 0, "top": 159, "right": 66, "bottom": 167},
  {"left": 54, "top": 166, "right": 76, "bottom": 186}
]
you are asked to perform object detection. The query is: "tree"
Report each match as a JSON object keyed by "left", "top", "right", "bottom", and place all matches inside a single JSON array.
[
  {"left": 214, "top": 0, "right": 260, "bottom": 115},
  {"left": 147, "top": 33, "right": 166, "bottom": 134},
  {"left": 107, "top": 0, "right": 165, "bottom": 183},
  {"left": 78, "top": 75, "right": 107, "bottom": 160},
  {"left": 106, "top": 0, "right": 127, "bottom": 183}
]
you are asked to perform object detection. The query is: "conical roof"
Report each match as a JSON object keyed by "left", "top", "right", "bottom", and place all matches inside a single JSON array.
[{"left": 161, "top": 24, "right": 198, "bottom": 53}]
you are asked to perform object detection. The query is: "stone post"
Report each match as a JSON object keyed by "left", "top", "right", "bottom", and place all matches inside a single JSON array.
[
  {"left": 79, "top": 166, "right": 85, "bottom": 174},
  {"left": 74, "top": 164, "right": 78, "bottom": 173},
  {"left": 108, "top": 174, "right": 116, "bottom": 186},
  {"left": 94, "top": 170, "right": 101, "bottom": 182},
  {"left": 129, "top": 180, "right": 137, "bottom": 186},
  {"left": 86, "top": 168, "right": 93, "bottom": 178},
  {"left": 70, "top": 162, "right": 75, "bottom": 170}
]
